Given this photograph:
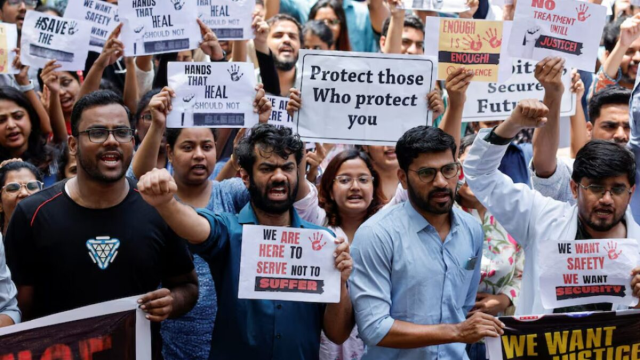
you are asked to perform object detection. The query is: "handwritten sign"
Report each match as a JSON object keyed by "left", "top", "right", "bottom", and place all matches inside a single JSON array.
[
  {"left": 295, "top": 50, "right": 435, "bottom": 145},
  {"left": 507, "top": 0, "right": 606, "bottom": 72},
  {"left": 405, "top": 0, "right": 469, "bottom": 12},
  {"left": 238, "top": 225, "right": 340, "bottom": 303},
  {"left": 463, "top": 59, "right": 576, "bottom": 122},
  {"left": 424, "top": 18, "right": 512, "bottom": 82},
  {"left": 63, "top": 0, "right": 119, "bottom": 53},
  {"left": 0, "top": 24, "right": 18, "bottom": 75},
  {"left": 198, "top": 0, "right": 255, "bottom": 40},
  {"left": 167, "top": 61, "right": 258, "bottom": 128},
  {"left": 266, "top": 95, "right": 293, "bottom": 129},
  {"left": 20, "top": 10, "right": 90, "bottom": 71},
  {"left": 119, "top": 0, "right": 200, "bottom": 56},
  {"left": 538, "top": 239, "right": 640, "bottom": 310}
]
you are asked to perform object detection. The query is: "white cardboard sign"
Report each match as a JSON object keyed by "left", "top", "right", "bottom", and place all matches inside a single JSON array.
[
  {"left": 239, "top": 225, "right": 341, "bottom": 303},
  {"left": 167, "top": 61, "right": 258, "bottom": 128},
  {"left": 63, "top": 0, "right": 119, "bottom": 53},
  {"left": 266, "top": 95, "right": 294, "bottom": 129},
  {"left": 405, "top": 0, "right": 470, "bottom": 12},
  {"left": 198, "top": 0, "right": 255, "bottom": 40}
]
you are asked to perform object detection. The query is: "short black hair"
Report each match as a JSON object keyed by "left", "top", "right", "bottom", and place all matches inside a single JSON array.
[
  {"left": 134, "top": 89, "right": 161, "bottom": 129},
  {"left": 603, "top": 16, "right": 627, "bottom": 53},
  {"left": 166, "top": 128, "right": 218, "bottom": 150},
  {"left": 267, "top": 14, "right": 303, "bottom": 40},
  {"left": 235, "top": 124, "right": 304, "bottom": 176},
  {"left": 396, "top": 126, "right": 457, "bottom": 173},
  {"left": 302, "top": 20, "right": 334, "bottom": 49},
  {"left": 56, "top": 142, "right": 72, "bottom": 181},
  {"left": 70, "top": 90, "right": 130, "bottom": 136},
  {"left": 459, "top": 134, "right": 477, "bottom": 157},
  {"left": 382, "top": 14, "right": 424, "bottom": 37},
  {"left": 0, "top": 160, "right": 43, "bottom": 231},
  {"left": 588, "top": 85, "right": 631, "bottom": 124},
  {"left": 572, "top": 140, "right": 636, "bottom": 186}
]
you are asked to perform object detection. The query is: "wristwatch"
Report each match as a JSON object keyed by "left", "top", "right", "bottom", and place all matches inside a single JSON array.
[{"left": 17, "top": 80, "right": 34, "bottom": 93}]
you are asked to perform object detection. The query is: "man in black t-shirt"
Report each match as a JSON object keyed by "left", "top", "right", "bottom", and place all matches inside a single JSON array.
[{"left": 4, "top": 91, "right": 198, "bottom": 324}]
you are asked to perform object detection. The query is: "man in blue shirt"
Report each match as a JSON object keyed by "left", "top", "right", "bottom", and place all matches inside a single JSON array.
[
  {"left": 138, "top": 124, "right": 355, "bottom": 360},
  {"left": 0, "top": 238, "right": 19, "bottom": 327},
  {"left": 349, "top": 126, "right": 504, "bottom": 359}
]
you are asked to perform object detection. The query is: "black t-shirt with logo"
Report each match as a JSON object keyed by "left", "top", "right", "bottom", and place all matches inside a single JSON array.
[{"left": 4, "top": 177, "right": 194, "bottom": 319}]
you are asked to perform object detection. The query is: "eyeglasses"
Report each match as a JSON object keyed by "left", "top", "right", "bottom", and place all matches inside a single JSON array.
[
  {"left": 410, "top": 163, "right": 460, "bottom": 183},
  {"left": 6, "top": 0, "right": 37, "bottom": 8},
  {"left": 139, "top": 112, "right": 152, "bottom": 122},
  {"left": 579, "top": 183, "right": 632, "bottom": 198},
  {"left": 334, "top": 175, "right": 374, "bottom": 187},
  {"left": 79, "top": 128, "right": 134, "bottom": 143},
  {"left": 321, "top": 18, "right": 341, "bottom": 26},
  {"left": 2, "top": 180, "right": 42, "bottom": 193}
]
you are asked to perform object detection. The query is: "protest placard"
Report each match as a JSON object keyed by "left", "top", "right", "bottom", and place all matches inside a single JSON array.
[
  {"left": 167, "top": 62, "right": 258, "bottom": 128},
  {"left": 538, "top": 238, "right": 640, "bottom": 310},
  {"left": 238, "top": 225, "right": 341, "bottom": 303},
  {"left": 266, "top": 95, "right": 293, "bottom": 129},
  {"left": 507, "top": 0, "right": 606, "bottom": 72},
  {"left": 424, "top": 18, "right": 512, "bottom": 82},
  {"left": 463, "top": 59, "right": 576, "bottom": 122},
  {"left": 0, "top": 296, "right": 151, "bottom": 359},
  {"left": 0, "top": 24, "right": 18, "bottom": 75},
  {"left": 20, "top": 10, "right": 91, "bottom": 71},
  {"left": 64, "top": 0, "right": 119, "bottom": 53},
  {"left": 198, "top": 0, "right": 255, "bottom": 40},
  {"left": 486, "top": 311, "right": 640, "bottom": 360},
  {"left": 404, "top": 0, "right": 469, "bottom": 12},
  {"left": 119, "top": 0, "right": 200, "bottom": 56},
  {"left": 295, "top": 50, "right": 435, "bottom": 145}
]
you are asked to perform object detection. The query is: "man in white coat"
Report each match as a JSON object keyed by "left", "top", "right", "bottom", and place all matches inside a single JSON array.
[{"left": 463, "top": 99, "right": 640, "bottom": 315}]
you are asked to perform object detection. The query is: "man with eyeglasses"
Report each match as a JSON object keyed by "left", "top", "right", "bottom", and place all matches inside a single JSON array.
[
  {"left": 4, "top": 90, "right": 199, "bottom": 357},
  {"left": 463, "top": 98, "right": 640, "bottom": 316},
  {"left": 0, "top": 0, "right": 37, "bottom": 32},
  {"left": 349, "top": 125, "right": 504, "bottom": 360}
]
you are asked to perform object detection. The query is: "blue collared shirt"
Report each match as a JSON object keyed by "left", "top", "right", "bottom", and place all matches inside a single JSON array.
[
  {"left": 349, "top": 201, "right": 483, "bottom": 360},
  {"left": 193, "top": 204, "right": 330, "bottom": 360}
]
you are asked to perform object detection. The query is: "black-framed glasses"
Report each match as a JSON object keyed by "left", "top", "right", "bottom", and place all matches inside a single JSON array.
[
  {"left": 79, "top": 128, "right": 134, "bottom": 143},
  {"left": 579, "top": 183, "right": 632, "bottom": 198},
  {"left": 410, "top": 162, "right": 460, "bottom": 183},
  {"left": 2, "top": 180, "right": 42, "bottom": 193},
  {"left": 139, "top": 112, "right": 152, "bottom": 122},
  {"left": 334, "top": 175, "right": 374, "bottom": 187},
  {"left": 322, "top": 18, "right": 341, "bottom": 26},
  {"left": 6, "top": 0, "right": 37, "bottom": 8}
]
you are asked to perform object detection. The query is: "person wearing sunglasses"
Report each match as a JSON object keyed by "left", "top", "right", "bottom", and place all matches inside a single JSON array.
[
  {"left": 349, "top": 126, "right": 502, "bottom": 360},
  {"left": 0, "top": 160, "right": 42, "bottom": 235},
  {"left": 0, "top": 0, "right": 38, "bottom": 32}
]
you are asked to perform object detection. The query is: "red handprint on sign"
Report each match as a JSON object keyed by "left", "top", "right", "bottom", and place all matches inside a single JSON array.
[
  {"left": 462, "top": 34, "right": 483, "bottom": 52},
  {"left": 309, "top": 232, "right": 327, "bottom": 251},
  {"left": 482, "top": 28, "right": 502, "bottom": 48},
  {"left": 604, "top": 241, "right": 622, "bottom": 260},
  {"left": 576, "top": 3, "right": 591, "bottom": 22}
]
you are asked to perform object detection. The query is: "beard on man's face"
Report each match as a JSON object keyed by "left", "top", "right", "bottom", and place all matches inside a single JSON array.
[
  {"left": 249, "top": 176, "right": 299, "bottom": 215},
  {"left": 274, "top": 56, "right": 296, "bottom": 71},
  {"left": 407, "top": 177, "right": 455, "bottom": 215},
  {"left": 77, "top": 145, "right": 130, "bottom": 183}
]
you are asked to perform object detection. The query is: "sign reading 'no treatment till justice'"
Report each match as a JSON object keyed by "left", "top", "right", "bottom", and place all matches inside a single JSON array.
[
  {"left": 295, "top": 50, "right": 435, "bottom": 145},
  {"left": 167, "top": 61, "right": 258, "bottom": 128},
  {"left": 239, "top": 225, "right": 341, "bottom": 303},
  {"left": 119, "top": 0, "right": 201, "bottom": 56}
]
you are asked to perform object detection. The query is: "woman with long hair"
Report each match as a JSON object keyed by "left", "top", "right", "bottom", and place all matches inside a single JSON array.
[{"left": 309, "top": 0, "right": 352, "bottom": 51}]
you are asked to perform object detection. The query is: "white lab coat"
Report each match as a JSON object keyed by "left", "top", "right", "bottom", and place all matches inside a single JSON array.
[{"left": 464, "top": 128, "right": 640, "bottom": 315}]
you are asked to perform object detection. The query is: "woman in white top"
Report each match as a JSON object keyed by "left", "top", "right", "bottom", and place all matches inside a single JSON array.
[{"left": 296, "top": 149, "right": 387, "bottom": 360}]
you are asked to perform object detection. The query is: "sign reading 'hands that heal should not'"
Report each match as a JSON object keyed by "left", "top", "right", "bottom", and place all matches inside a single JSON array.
[
  {"left": 119, "top": 0, "right": 201, "bottom": 56},
  {"left": 198, "top": 0, "right": 255, "bottom": 40},
  {"left": 21, "top": 10, "right": 90, "bottom": 71},
  {"left": 507, "top": 0, "right": 606, "bottom": 71},
  {"left": 239, "top": 225, "right": 341, "bottom": 303},
  {"left": 167, "top": 61, "right": 258, "bottom": 128},
  {"left": 63, "top": 0, "right": 119, "bottom": 53},
  {"left": 538, "top": 238, "right": 640, "bottom": 310}
]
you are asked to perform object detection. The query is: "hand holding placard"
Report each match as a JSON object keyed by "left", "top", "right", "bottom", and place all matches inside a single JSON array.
[
  {"left": 632, "top": 267, "right": 640, "bottom": 300},
  {"left": 333, "top": 237, "right": 352, "bottom": 284},
  {"left": 253, "top": 84, "right": 272, "bottom": 123},
  {"left": 149, "top": 86, "right": 176, "bottom": 130},
  {"left": 197, "top": 19, "right": 225, "bottom": 61}
]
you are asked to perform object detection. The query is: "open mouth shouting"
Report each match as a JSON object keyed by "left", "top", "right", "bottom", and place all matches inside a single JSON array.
[
  {"left": 268, "top": 183, "right": 289, "bottom": 201},
  {"left": 99, "top": 151, "right": 122, "bottom": 168},
  {"left": 191, "top": 163, "right": 208, "bottom": 176}
]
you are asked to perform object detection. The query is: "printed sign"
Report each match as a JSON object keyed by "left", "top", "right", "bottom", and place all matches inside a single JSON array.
[
  {"left": 198, "top": 0, "right": 255, "bottom": 40},
  {"left": 486, "top": 311, "right": 640, "bottom": 360},
  {"left": 20, "top": 10, "right": 91, "bottom": 71},
  {"left": 463, "top": 59, "right": 576, "bottom": 122},
  {"left": 0, "top": 296, "right": 151, "bottom": 359},
  {"left": 405, "top": 0, "right": 469, "bottom": 12},
  {"left": 507, "top": 0, "right": 607, "bottom": 72},
  {"left": 266, "top": 95, "right": 293, "bottom": 129},
  {"left": 238, "top": 225, "right": 341, "bottom": 303},
  {"left": 538, "top": 239, "right": 640, "bottom": 310},
  {"left": 425, "top": 18, "right": 512, "bottom": 82},
  {"left": 64, "top": 0, "right": 119, "bottom": 53},
  {"left": 167, "top": 61, "right": 258, "bottom": 128},
  {"left": 295, "top": 50, "right": 435, "bottom": 145},
  {"left": 119, "top": 0, "right": 200, "bottom": 56},
  {"left": 0, "top": 23, "right": 18, "bottom": 75}
]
